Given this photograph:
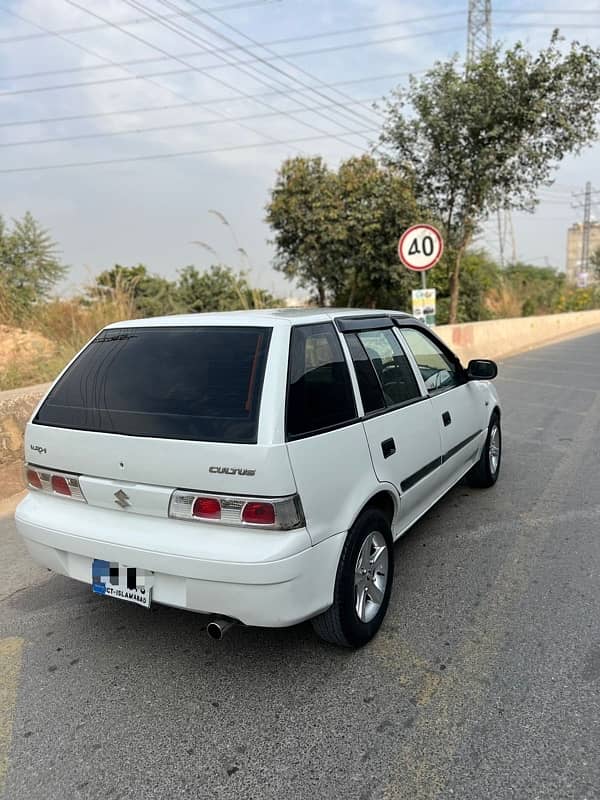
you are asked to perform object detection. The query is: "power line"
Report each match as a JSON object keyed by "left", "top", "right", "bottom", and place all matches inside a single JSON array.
[
  {"left": 0, "top": 0, "right": 600, "bottom": 44},
  {"left": 0, "top": 10, "right": 464, "bottom": 84},
  {"left": 0, "top": 68, "right": 420, "bottom": 129},
  {"left": 0, "top": 0, "right": 278, "bottom": 44},
  {"left": 116, "top": 0, "right": 379, "bottom": 139},
  {"left": 0, "top": 5, "right": 294, "bottom": 154},
  {"left": 493, "top": 7, "right": 600, "bottom": 11},
  {"left": 0, "top": 96, "right": 380, "bottom": 149},
  {"left": 146, "top": 0, "right": 382, "bottom": 131},
  {"left": 496, "top": 21, "right": 600, "bottom": 28},
  {"left": 0, "top": 5, "right": 597, "bottom": 47},
  {"left": 0, "top": 25, "right": 467, "bottom": 97},
  {"left": 61, "top": 0, "right": 374, "bottom": 150},
  {"left": 13, "top": 1, "right": 366, "bottom": 159},
  {"left": 0, "top": 127, "right": 377, "bottom": 174}
]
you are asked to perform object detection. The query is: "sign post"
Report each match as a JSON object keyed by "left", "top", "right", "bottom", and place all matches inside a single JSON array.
[{"left": 398, "top": 224, "right": 444, "bottom": 326}]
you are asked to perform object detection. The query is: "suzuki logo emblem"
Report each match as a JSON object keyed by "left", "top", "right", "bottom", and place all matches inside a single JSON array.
[{"left": 114, "top": 489, "right": 131, "bottom": 509}]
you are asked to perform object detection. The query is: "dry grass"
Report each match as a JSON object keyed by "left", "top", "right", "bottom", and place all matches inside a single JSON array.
[
  {"left": 0, "top": 284, "right": 137, "bottom": 391},
  {"left": 484, "top": 282, "right": 523, "bottom": 318}
]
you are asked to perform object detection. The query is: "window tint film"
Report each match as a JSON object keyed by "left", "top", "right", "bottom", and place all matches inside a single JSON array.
[
  {"left": 357, "top": 329, "right": 421, "bottom": 407},
  {"left": 345, "top": 333, "right": 386, "bottom": 413},
  {"left": 400, "top": 328, "right": 460, "bottom": 394},
  {"left": 34, "top": 326, "right": 272, "bottom": 443},
  {"left": 287, "top": 323, "right": 357, "bottom": 438}
]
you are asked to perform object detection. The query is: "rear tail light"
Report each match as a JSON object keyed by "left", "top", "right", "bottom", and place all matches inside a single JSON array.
[
  {"left": 26, "top": 464, "right": 86, "bottom": 502},
  {"left": 26, "top": 468, "right": 43, "bottom": 490},
  {"left": 51, "top": 475, "right": 71, "bottom": 496},
  {"left": 242, "top": 502, "right": 275, "bottom": 525},
  {"left": 169, "top": 491, "right": 303, "bottom": 530},
  {"left": 192, "top": 497, "right": 221, "bottom": 520}
]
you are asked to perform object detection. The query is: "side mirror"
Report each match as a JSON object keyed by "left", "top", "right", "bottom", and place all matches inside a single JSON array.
[{"left": 467, "top": 359, "right": 498, "bottom": 381}]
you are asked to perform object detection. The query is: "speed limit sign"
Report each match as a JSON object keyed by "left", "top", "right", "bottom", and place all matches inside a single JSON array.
[{"left": 398, "top": 224, "right": 444, "bottom": 271}]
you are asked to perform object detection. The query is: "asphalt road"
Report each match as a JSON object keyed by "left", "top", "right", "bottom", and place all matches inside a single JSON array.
[{"left": 1, "top": 332, "right": 599, "bottom": 800}]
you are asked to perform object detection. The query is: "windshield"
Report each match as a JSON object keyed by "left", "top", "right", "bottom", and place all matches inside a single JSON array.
[{"left": 33, "top": 326, "right": 272, "bottom": 444}]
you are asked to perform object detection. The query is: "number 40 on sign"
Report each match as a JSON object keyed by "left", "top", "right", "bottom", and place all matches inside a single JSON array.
[
  {"left": 398, "top": 224, "right": 444, "bottom": 326},
  {"left": 398, "top": 224, "right": 444, "bottom": 273}
]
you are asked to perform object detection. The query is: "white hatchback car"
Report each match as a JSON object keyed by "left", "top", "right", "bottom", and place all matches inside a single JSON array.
[{"left": 16, "top": 309, "right": 501, "bottom": 647}]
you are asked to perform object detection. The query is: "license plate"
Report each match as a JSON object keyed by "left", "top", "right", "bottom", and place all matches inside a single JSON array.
[{"left": 92, "top": 559, "right": 152, "bottom": 609}]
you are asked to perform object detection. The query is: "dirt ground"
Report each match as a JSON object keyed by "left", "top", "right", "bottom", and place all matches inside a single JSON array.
[{"left": 0, "top": 325, "right": 55, "bottom": 371}]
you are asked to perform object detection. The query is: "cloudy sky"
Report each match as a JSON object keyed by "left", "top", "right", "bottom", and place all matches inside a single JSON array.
[{"left": 1, "top": 0, "right": 599, "bottom": 300}]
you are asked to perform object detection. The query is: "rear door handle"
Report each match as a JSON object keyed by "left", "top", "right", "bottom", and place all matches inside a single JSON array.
[
  {"left": 381, "top": 438, "right": 396, "bottom": 459},
  {"left": 442, "top": 411, "right": 452, "bottom": 427}
]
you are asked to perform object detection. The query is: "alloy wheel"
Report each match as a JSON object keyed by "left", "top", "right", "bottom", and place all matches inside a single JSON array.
[{"left": 354, "top": 531, "right": 389, "bottom": 623}]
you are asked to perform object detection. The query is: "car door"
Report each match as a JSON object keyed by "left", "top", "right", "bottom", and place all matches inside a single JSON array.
[
  {"left": 284, "top": 322, "right": 381, "bottom": 546},
  {"left": 339, "top": 319, "right": 444, "bottom": 532},
  {"left": 397, "top": 325, "right": 488, "bottom": 487}
]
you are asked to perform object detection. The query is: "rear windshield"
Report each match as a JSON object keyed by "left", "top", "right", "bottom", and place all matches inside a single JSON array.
[{"left": 33, "top": 326, "right": 272, "bottom": 443}]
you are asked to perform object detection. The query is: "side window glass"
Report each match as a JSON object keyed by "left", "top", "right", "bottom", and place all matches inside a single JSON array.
[
  {"left": 400, "top": 328, "right": 460, "bottom": 394},
  {"left": 355, "top": 329, "right": 421, "bottom": 407},
  {"left": 345, "top": 333, "right": 386, "bottom": 413},
  {"left": 287, "top": 323, "right": 357, "bottom": 438}
]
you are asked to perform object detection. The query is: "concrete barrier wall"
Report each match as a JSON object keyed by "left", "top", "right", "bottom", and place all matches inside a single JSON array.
[
  {"left": 2, "top": 308, "right": 600, "bottom": 498},
  {"left": 434, "top": 309, "right": 600, "bottom": 364}
]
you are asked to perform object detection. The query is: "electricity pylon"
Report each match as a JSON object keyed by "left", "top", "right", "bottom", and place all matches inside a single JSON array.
[
  {"left": 467, "top": 0, "right": 512, "bottom": 266},
  {"left": 467, "top": 0, "right": 492, "bottom": 64},
  {"left": 571, "top": 182, "right": 600, "bottom": 282}
]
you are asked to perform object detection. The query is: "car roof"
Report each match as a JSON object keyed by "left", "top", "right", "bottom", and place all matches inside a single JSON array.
[{"left": 104, "top": 307, "right": 415, "bottom": 329}]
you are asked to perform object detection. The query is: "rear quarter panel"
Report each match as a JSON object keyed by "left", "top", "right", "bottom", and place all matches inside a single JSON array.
[{"left": 286, "top": 422, "right": 392, "bottom": 545}]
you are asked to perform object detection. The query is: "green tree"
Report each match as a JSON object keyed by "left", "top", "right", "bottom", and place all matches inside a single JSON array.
[
  {"left": 176, "top": 265, "right": 278, "bottom": 312},
  {"left": 435, "top": 249, "right": 500, "bottom": 324},
  {"left": 91, "top": 264, "right": 178, "bottom": 317},
  {"left": 90, "top": 263, "right": 278, "bottom": 317},
  {"left": 504, "top": 263, "right": 564, "bottom": 316},
  {"left": 591, "top": 246, "right": 600, "bottom": 279},
  {"left": 266, "top": 154, "right": 421, "bottom": 308},
  {"left": 266, "top": 156, "right": 342, "bottom": 305},
  {"left": 0, "top": 212, "right": 67, "bottom": 315},
  {"left": 335, "top": 156, "right": 422, "bottom": 307},
  {"left": 379, "top": 34, "right": 600, "bottom": 323}
]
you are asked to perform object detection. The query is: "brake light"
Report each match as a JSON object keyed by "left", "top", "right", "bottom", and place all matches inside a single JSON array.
[
  {"left": 192, "top": 497, "right": 221, "bottom": 520},
  {"left": 169, "top": 491, "right": 303, "bottom": 530},
  {"left": 26, "top": 468, "right": 43, "bottom": 490},
  {"left": 51, "top": 475, "right": 71, "bottom": 496},
  {"left": 242, "top": 501, "right": 275, "bottom": 525},
  {"left": 25, "top": 464, "right": 86, "bottom": 502}
]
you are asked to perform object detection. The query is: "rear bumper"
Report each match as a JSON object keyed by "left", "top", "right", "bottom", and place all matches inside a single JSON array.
[{"left": 15, "top": 493, "right": 346, "bottom": 627}]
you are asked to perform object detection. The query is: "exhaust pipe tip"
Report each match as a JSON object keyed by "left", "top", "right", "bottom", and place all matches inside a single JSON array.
[{"left": 207, "top": 618, "right": 236, "bottom": 640}]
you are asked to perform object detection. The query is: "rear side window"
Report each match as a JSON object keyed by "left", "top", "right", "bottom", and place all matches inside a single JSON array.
[
  {"left": 286, "top": 323, "right": 357, "bottom": 438},
  {"left": 355, "top": 329, "right": 421, "bottom": 408},
  {"left": 345, "top": 333, "right": 386, "bottom": 413},
  {"left": 33, "top": 326, "right": 272, "bottom": 443}
]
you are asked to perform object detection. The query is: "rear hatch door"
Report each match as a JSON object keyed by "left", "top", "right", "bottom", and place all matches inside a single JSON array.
[{"left": 27, "top": 324, "right": 295, "bottom": 513}]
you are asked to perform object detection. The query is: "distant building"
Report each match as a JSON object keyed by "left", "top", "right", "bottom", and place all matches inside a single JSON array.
[{"left": 566, "top": 221, "right": 600, "bottom": 284}]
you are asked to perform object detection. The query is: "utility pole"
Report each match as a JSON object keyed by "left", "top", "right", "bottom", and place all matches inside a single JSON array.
[
  {"left": 571, "top": 182, "right": 599, "bottom": 283},
  {"left": 467, "top": 1, "right": 511, "bottom": 266}
]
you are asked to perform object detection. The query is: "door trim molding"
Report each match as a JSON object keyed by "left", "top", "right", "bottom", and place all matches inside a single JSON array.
[{"left": 400, "top": 429, "right": 483, "bottom": 492}]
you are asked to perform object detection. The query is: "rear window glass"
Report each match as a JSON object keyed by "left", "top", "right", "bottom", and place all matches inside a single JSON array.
[
  {"left": 286, "top": 323, "right": 357, "bottom": 438},
  {"left": 33, "top": 326, "right": 272, "bottom": 443}
]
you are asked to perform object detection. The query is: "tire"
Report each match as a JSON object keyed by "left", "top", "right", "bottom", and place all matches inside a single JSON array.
[
  {"left": 311, "top": 509, "right": 394, "bottom": 648},
  {"left": 467, "top": 412, "right": 501, "bottom": 488}
]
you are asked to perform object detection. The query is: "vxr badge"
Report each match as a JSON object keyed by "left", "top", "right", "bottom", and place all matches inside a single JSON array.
[{"left": 114, "top": 489, "right": 131, "bottom": 509}]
